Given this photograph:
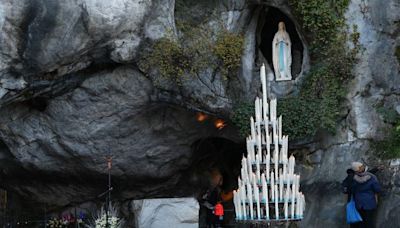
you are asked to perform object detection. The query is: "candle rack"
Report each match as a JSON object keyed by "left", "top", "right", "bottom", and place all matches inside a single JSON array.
[{"left": 233, "top": 64, "right": 305, "bottom": 223}]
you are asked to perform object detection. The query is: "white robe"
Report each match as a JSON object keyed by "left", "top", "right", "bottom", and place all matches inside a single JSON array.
[{"left": 272, "top": 30, "right": 292, "bottom": 81}]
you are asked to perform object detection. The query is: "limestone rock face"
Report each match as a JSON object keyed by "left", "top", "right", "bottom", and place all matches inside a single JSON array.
[
  {"left": 299, "top": 0, "right": 400, "bottom": 227},
  {"left": 0, "top": 0, "right": 254, "bottom": 211},
  {"left": 132, "top": 197, "right": 199, "bottom": 228},
  {"left": 0, "top": 0, "right": 399, "bottom": 227}
]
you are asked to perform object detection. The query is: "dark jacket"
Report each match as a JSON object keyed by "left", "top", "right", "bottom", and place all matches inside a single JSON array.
[
  {"left": 342, "top": 167, "right": 380, "bottom": 202},
  {"left": 351, "top": 172, "right": 381, "bottom": 210}
]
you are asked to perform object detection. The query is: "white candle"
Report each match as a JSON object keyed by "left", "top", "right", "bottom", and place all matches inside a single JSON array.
[
  {"left": 278, "top": 116, "right": 282, "bottom": 143},
  {"left": 256, "top": 122, "right": 262, "bottom": 162},
  {"left": 251, "top": 116, "right": 255, "bottom": 141},
  {"left": 266, "top": 154, "right": 270, "bottom": 182},
  {"left": 258, "top": 98, "right": 263, "bottom": 122},
  {"left": 266, "top": 127, "right": 271, "bottom": 155},
  {"left": 296, "top": 192, "right": 300, "bottom": 218},
  {"left": 247, "top": 183, "right": 253, "bottom": 219},
  {"left": 283, "top": 163, "right": 287, "bottom": 183},
  {"left": 274, "top": 184, "right": 279, "bottom": 220},
  {"left": 300, "top": 193, "right": 305, "bottom": 218},
  {"left": 289, "top": 155, "right": 295, "bottom": 182},
  {"left": 271, "top": 171, "right": 275, "bottom": 202},
  {"left": 261, "top": 64, "right": 268, "bottom": 119},
  {"left": 265, "top": 183, "right": 269, "bottom": 220},
  {"left": 255, "top": 98, "right": 259, "bottom": 123},
  {"left": 254, "top": 182, "right": 261, "bottom": 219},
  {"left": 284, "top": 187, "right": 289, "bottom": 219},
  {"left": 274, "top": 148, "right": 278, "bottom": 180},
  {"left": 241, "top": 185, "right": 247, "bottom": 219},
  {"left": 272, "top": 121, "right": 277, "bottom": 145},
  {"left": 270, "top": 99, "right": 276, "bottom": 122},
  {"left": 256, "top": 162, "right": 261, "bottom": 184},
  {"left": 291, "top": 184, "right": 296, "bottom": 218},
  {"left": 279, "top": 169, "right": 283, "bottom": 201}
]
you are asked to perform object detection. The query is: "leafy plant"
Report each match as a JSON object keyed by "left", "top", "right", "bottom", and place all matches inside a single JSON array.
[
  {"left": 373, "top": 107, "right": 400, "bottom": 159},
  {"left": 138, "top": 38, "right": 190, "bottom": 84},
  {"left": 231, "top": 102, "right": 255, "bottom": 138},
  {"left": 213, "top": 31, "right": 245, "bottom": 79},
  {"left": 139, "top": 13, "right": 244, "bottom": 83},
  {"left": 277, "top": 98, "right": 320, "bottom": 139},
  {"left": 373, "top": 120, "right": 400, "bottom": 159}
]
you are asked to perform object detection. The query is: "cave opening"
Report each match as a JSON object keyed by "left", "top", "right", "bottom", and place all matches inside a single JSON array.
[
  {"left": 259, "top": 7, "right": 304, "bottom": 78},
  {"left": 191, "top": 137, "right": 245, "bottom": 227},
  {"left": 23, "top": 97, "right": 48, "bottom": 112}
]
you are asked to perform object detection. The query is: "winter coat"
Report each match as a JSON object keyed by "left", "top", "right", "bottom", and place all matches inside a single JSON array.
[{"left": 351, "top": 172, "right": 381, "bottom": 210}]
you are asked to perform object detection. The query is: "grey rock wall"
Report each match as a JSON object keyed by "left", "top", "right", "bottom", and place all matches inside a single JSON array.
[{"left": 0, "top": 0, "right": 399, "bottom": 227}]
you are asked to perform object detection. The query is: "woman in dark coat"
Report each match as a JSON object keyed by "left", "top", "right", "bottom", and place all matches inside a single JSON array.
[{"left": 350, "top": 162, "right": 382, "bottom": 228}]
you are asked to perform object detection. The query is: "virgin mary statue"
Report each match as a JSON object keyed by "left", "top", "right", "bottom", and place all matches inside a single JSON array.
[{"left": 272, "top": 22, "right": 292, "bottom": 81}]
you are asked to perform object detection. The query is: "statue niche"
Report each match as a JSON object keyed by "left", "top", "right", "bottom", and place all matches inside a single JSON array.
[{"left": 272, "top": 22, "right": 292, "bottom": 81}]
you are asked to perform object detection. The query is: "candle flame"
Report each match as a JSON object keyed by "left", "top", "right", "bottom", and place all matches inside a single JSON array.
[{"left": 214, "top": 119, "right": 226, "bottom": 129}]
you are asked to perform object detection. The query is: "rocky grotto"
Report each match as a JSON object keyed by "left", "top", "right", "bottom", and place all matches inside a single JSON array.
[{"left": 0, "top": 0, "right": 399, "bottom": 227}]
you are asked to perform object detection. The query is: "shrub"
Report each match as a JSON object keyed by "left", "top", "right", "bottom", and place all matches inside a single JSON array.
[
  {"left": 213, "top": 31, "right": 245, "bottom": 79},
  {"left": 231, "top": 102, "right": 255, "bottom": 138},
  {"left": 373, "top": 120, "right": 400, "bottom": 159},
  {"left": 139, "top": 13, "right": 244, "bottom": 83},
  {"left": 138, "top": 38, "right": 190, "bottom": 83}
]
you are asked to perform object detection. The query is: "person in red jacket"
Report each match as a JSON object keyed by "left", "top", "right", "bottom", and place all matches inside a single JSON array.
[{"left": 214, "top": 201, "right": 224, "bottom": 221}]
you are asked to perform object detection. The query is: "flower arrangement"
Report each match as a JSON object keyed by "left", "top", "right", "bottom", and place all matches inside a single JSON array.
[
  {"left": 47, "top": 212, "right": 87, "bottom": 228},
  {"left": 86, "top": 204, "right": 123, "bottom": 228},
  {"left": 47, "top": 218, "right": 66, "bottom": 228}
]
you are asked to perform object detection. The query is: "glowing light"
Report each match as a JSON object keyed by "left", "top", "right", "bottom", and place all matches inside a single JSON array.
[
  {"left": 196, "top": 112, "right": 208, "bottom": 122},
  {"left": 214, "top": 119, "right": 226, "bottom": 129}
]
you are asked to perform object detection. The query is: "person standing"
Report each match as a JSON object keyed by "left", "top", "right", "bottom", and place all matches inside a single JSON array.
[{"left": 350, "top": 162, "right": 382, "bottom": 228}]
